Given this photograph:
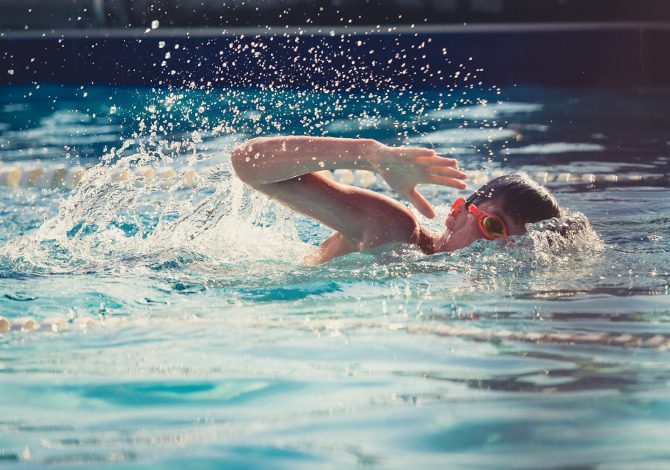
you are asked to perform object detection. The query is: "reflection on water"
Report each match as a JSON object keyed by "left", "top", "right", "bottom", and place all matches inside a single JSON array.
[{"left": 0, "top": 84, "right": 669, "bottom": 467}]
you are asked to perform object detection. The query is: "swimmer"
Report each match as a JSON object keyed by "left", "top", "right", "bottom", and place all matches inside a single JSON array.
[{"left": 232, "top": 136, "right": 560, "bottom": 264}]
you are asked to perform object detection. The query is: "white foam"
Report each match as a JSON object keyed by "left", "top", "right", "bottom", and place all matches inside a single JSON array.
[
  {"left": 505, "top": 142, "right": 605, "bottom": 155},
  {"left": 0, "top": 149, "right": 310, "bottom": 273},
  {"left": 411, "top": 127, "right": 517, "bottom": 145},
  {"left": 426, "top": 101, "right": 542, "bottom": 121}
]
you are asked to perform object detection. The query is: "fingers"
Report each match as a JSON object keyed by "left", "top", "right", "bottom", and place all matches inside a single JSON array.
[
  {"left": 408, "top": 188, "right": 436, "bottom": 219},
  {"left": 398, "top": 147, "right": 437, "bottom": 158},
  {"left": 415, "top": 156, "right": 458, "bottom": 167},
  {"left": 425, "top": 165, "right": 467, "bottom": 180},
  {"left": 428, "top": 175, "right": 468, "bottom": 190}
]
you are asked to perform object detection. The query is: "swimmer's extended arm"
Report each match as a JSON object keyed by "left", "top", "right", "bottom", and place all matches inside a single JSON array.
[{"left": 231, "top": 136, "right": 466, "bottom": 245}]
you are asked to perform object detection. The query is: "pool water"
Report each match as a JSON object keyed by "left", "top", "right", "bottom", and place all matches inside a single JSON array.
[{"left": 1, "top": 83, "right": 669, "bottom": 468}]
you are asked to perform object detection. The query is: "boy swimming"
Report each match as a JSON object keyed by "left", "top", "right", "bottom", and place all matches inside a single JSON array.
[{"left": 232, "top": 136, "right": 560, "bottom": 264}]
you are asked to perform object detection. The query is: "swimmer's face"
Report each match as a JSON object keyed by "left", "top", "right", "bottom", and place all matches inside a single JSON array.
[{"left": 443, "top": 200, "right": 526, "bottom": 251}]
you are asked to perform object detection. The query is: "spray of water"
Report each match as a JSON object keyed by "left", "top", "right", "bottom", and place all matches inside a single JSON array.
[
  {"left": 0, "top": 29, "right": 603, "bottom": 282},
  {"left": 0, "top": 142, "right": 310, "bottom": 275}
]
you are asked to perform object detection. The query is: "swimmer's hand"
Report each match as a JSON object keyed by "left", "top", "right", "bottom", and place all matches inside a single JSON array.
[{"left": 368, "top": 144, "right": 468, "bottom": 219}]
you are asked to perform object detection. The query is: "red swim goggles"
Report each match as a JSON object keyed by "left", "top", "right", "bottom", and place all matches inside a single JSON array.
[{"left": 450, "top": 197, "right": 509, "bottom": 240}]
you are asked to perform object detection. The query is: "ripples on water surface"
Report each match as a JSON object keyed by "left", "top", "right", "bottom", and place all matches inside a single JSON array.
[{"left": 0, "top": 84, "right": 669, "bottom": 468}]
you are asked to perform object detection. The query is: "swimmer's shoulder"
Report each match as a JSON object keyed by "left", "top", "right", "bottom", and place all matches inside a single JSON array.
[{"left": 358, "top": 199, "right": 421, "bottom": 249}]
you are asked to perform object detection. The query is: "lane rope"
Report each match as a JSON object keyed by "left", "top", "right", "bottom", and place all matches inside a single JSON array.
[{"left": 0, "top": 164, "right": 643, "bottom": 190}]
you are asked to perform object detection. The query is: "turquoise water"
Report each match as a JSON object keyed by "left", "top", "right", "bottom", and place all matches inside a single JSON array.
[{"left": 1, "top": 84, "right": 669, "bottom": 468}]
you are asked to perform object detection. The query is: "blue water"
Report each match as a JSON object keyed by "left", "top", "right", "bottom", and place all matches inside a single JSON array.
[{"left": 1, "top": 83, "right": 669, "bottom": 468}]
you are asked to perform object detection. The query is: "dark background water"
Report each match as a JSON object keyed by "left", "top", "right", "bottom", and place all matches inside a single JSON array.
[{"left": 3, "top": 0, "right": 669, "bottom": 30}]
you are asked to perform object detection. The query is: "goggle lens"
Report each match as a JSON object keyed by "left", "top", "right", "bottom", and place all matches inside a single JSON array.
[
  {"left": 481, "top": 216, "right": 505, "bottom": 238},
  {"left": 451, "top": 197, "right": 509, "bottom": 240},
  {"left": 467, "top": 204, "right": 509, "bottom": 240}
]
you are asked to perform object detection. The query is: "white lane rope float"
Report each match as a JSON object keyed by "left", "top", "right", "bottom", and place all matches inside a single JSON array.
[
  {"left": 0, "top": 164, "right": 200, "bottom": 189},
  {"left": 0, "top": 164, "right": 644, "bottom": 190}
]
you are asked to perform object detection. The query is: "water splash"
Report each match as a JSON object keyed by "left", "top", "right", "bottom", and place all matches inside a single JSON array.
[{"left": 0, "top": 146, "right": 309, "bottom": 275}]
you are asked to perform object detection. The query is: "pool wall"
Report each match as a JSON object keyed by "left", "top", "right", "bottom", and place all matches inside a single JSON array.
[{"left": 1, "top": 23, "right": 669, "bottom": 89}]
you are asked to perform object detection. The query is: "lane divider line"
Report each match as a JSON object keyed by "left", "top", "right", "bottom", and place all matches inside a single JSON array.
[{"left": 0, "top": 164, "right": 646, "bottom": 190}]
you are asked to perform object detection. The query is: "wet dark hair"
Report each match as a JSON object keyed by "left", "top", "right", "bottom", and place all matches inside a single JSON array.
[{"left": 465, "top": 174, "right": 561, "bottom": 226}]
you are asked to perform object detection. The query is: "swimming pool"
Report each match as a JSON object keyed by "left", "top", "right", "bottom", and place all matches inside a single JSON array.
[{"left": 1, "top": 82, "right": 669, "bottom": 467}]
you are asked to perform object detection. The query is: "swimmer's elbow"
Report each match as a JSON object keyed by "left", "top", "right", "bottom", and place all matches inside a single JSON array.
[
  {"left": 230, "top": 145, "right": 248, "bottom": 181},
  {"left": 231, "top": 138, "right": 264, "bottom": 185}
]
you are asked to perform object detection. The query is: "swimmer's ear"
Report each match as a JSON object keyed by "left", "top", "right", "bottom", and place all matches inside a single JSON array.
[{"left": 407, "top": 188, "right": 435, "bottom": 219}]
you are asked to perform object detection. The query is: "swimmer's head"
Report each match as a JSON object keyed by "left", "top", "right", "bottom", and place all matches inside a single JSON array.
[{"left": 444, "top": 174, "right": 561, "bottom": 251}]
